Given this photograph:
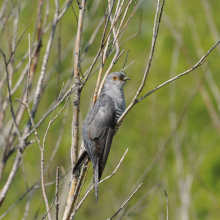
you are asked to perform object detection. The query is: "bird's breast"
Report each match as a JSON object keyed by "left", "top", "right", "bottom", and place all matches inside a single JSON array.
[{"left": 114, "top": 104, "right": 124, "bottom": 134}]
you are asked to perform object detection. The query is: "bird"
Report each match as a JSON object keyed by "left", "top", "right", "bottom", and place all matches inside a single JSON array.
[{"left": 73, "top": 72, "right": 130, "bottom": 202}]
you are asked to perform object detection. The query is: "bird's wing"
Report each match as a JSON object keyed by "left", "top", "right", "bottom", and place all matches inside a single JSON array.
[{"left": 85, "top": 94, "right": 116, "bottom": 179}]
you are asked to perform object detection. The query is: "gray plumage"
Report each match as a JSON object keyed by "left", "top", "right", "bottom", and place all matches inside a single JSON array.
[{"left": 73, "top": 72, "right": 130, "bottom": 202}]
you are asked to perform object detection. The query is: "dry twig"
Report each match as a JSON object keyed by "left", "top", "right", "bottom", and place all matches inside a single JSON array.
[
  {"left": 71, "top": 148, "right": 129, "bottom": 218},
  {"left": 107, "top": 183, "right": 143, "bottom": 220},
  {"left": 117, "top": 0, "right": 166, "bottom": 125},
  {"left": 63, "top": 1, "right": 87, "bottom": 219},
  {"left": 164, "top": 190, "right": 169, "bottom": 220}
]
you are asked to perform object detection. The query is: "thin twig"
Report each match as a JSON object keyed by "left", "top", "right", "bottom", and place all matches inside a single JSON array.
[
  {"left": 21, "top": 188, "right": 36, "bottom": 220},
  {"left": 164, "top": 190, "right": 169, "bottom": 220},
  {"left": 129, "top": 87, "right": 200, "bottom": 196},
  {"left": 41, "top": 175, "right": 68, "bottom": 220},
  {"left": 31, "top": 0, "right": 59, "bottom": 119},
  {"left": 69, "top": 161, "right": 89, "bottom": 219},
  {"left": 42, "top": 83, "right": 65, "bottom": 150},
  {"left": 72, "top": 149, "right": 129, "bottom": 217},
  {"left": 57, "top": 0, "right": 74, "bottom": 21},
  {"left": 81, "top": 17, "right": 104, "bottom": 60},
  {"left": 44, "top": 106, "right": 69, "bottom": 173},
  {"left": 75, "top": 161, "right": 90, "bottom": 208},
  {"left": 25, "top": 33, "right": 52, "bottom": 219},
  {"left": 21, "top": 156, "right": 29, "bottom": 190},
  {"left": 137, "top": 39, "right": 220, "bottom": 103},
  {"left": 0, "top": 49, "right": 21, "bottom": 139},
  {"left": 70, "top": 2, "right": 78, "bottom": 23},
  {"left": 5, "top": 15, "right": 36, "bottom": 66},
  {"left": 92, "top": 4, "right": 114, "bottom": 105},
  {"left": 80, "top": 1, "right": 116, "bottom": 88},
  {"left": 0, "top": 171, "right": 70, "bottom": 219},
  {"left": 97, "top": 0, "right": 135, "bottom": 98},
  {"left": 117, "top": 0, "right": 165, "bottom": 125},
  {"left": 121, "top": 50, "right": 129, "bottom": 72},
  {"left": 120, "top": 8, "right": 142, "bottom": 44},
  {"left": 0, "top": 3, "right": 68, "bottom": 205},
  {"left": 55, "top": 167, "right": 60, "bottom": 220},
  {"left": 107, "top": 183, "right": 143, "bottom": 220}
]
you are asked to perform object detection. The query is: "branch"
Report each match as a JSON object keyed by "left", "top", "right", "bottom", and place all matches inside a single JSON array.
[
  {"left": 80, "top": 1, "right": 115, "bottom": 88},
  {"left": 107, "top": 183, "right": 143, "bottom": 220},
  {"left": 137, "top": 39, "right": 220, "bottom": 103},
  {"left": 96, "top": 0, "right": 135, "bottom": 98},
  {"left": 0, "top": 0, "right": 67, "bottom": 206},
  {"left": 41, "top": 174, "right": 68, "bottom": 220},
  {"left": 164, "top": 190, "right": 169, "bottom": 220},
  {"left": 0, "top": 171, "right": 70, "bottom": 219},
  {"left": 63, "top": 1, "right": 86, "bottom": 219},
  {"left": 55, "top": 168, "right": 59, "bottom": 220},
  {"left": 117, "top": 0, "right": 165, "bottom": 125},
  {"left": 23, "top": 34, "right": 52, "bottom": 219},
  {"left": 31, "top": 0, "right": 59, "bottom": 119},
  {"left": 71, "top": 148, "right": 129, "bottom": 218},
  {"left": 0, "top": 49, "right": 21, "bottom": 139}
]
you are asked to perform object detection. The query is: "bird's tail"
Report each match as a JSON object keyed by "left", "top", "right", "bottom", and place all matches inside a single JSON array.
[
  {"left": 94, "top": 161, "right": 99, "bottom": 202},
  {"left": 72, "top": 151, "right": 88, "bottom": 174}
]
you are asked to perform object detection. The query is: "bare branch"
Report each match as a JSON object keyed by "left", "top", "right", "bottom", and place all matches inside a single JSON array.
[
  {"left": 31, "top": 0, "right": 59, "bottom": 119},
  {"left": 164, "top": 190, "right": 169, "bottom": 220},
  {"left": 72, "top": 149, "right": 129, "bottom": 217},
  {"left": 0, "top": 171, "right": 70, "bottom": 219},
  {"left": 0, "top": 49, "right": 21, "bottom": 139},
  {"left": 21, "top": 189, "right": 36, "bottom": 220},
  {"left": 107, "top": 183, "right": 143, "bottom": 220},
  {"left": 24, "top": 34, "right": 51, "bottom": 219},
  {"left": 68, "top": 161, "right": 89, "bottom": 219},
  {"left": 80, "top": 1, "right": 116, "bottom": 88},
  {"left": 58, "top": 0, "right": 74, "bottom": 21},
  {"left": 97, "top": 0, "right": 136, "bottom": 98},
  {"left": 56, "top": 167, "right": 60, "bottom": 220},
  {"left": 63, "top": 1, "right": 87, "bottom": 219},
  {"left": 137, "top": 39, "right": 220, "bottom": 103},
  {"left": 121, "top": 50, "right": 129, "bottom": 72},
  {"left": 41, "top": 175, "right": 68, "bottom": 220},
  {"left": 117, "top": 0, "right": 166, "bottom": 125}
]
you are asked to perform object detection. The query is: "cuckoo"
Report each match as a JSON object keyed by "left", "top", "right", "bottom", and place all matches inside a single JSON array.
[{"left": 73, "top": 72, "right": 130, "bottom": 202}]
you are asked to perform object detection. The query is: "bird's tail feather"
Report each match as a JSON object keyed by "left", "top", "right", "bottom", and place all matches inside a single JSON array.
[
  {"left": 72, "top": 151, "right": 88, "bottom": 174},
  {"left": 94, "top": 161, "right": 99, "bottom": 202}
]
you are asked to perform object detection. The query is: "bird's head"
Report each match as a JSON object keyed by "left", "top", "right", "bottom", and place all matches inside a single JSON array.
[{"left": 104, "top": 72, "right": 130, "bottom": 90}]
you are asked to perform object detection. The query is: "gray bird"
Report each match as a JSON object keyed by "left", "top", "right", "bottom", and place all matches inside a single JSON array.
[{"left": 73, "top": 72, "right": 130, "bottom": 202}]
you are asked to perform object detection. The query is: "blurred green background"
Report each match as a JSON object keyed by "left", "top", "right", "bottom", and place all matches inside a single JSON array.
[{"left": 0, "top": 0, "right": 220, "bottom": 219}]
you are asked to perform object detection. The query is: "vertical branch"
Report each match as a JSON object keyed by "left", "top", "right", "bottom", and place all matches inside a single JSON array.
[
  {"left": 117, "top": 0, "right": 165, "bottom": 125},
  {"left": 71, "top": 0, "right": 86, "bottom": 168},
  {"left": 63, "top": 1, "right": 86, "bottom": 219},
  {"left": 31, "top": 0, "right": 59, "bottom": 119},
  {"left": 56, "top": 21, "right": 61, "bottom": 98},
  {"left": 164, "top": 190, "right": 169, "bottom": 220},
  {"left": 93, "top": 0, "right": 119, "bottom": 105},
  {"left": 0, "top": 50, "right": 21, "bottom": 139},
  {"left": 8, "top": 0, "right": 20, "bottom": 86},
  {"left": 56, "top": 167, "right": 60, "bottom": 220},
  {"left": 23, "top": 34, "right": 52, "bottom": 220},
  {"left": 97, "top": 0, "right": 135, "bottom": 98}
]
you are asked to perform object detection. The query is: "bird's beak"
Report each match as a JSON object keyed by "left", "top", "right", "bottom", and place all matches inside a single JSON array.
[{"left": 123, "top": 76, "right": 131, "bottom": 81}]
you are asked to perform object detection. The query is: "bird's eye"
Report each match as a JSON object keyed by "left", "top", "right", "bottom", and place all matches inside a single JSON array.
[{"left": 113, "top": 76, "right": 117, "bottom": 80}]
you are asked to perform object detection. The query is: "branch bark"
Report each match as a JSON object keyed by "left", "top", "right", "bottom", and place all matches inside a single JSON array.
[{"left": 62, "top": 1, "right": 86, "bottom": 219}]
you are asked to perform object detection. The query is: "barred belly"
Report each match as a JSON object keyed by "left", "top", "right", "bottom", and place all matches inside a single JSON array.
[{"left": 114, "top": 105, "right": 124, "bottom": 134}]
